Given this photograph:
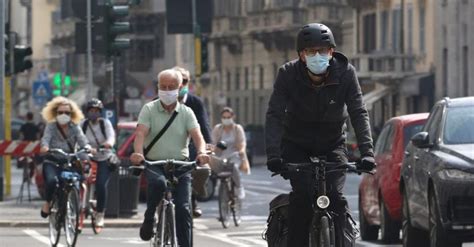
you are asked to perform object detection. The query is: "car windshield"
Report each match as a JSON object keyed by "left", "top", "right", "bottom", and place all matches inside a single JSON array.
[
  {"left": 403, "top": 123, "right": 425, "bottom": 149},
  {"left": 116, "top": 128, "right": 134, "bottom": 149},
  {"left": 444, "top": 106, "right": 474, "bottom": 144}
]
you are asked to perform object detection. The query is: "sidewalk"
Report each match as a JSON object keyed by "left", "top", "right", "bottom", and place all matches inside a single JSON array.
[{"left": 0, "top": 163, "right": 144, "bottom": 228}]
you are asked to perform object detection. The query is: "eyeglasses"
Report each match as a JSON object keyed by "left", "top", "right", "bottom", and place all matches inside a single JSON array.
[
  {"left": 304, "top": 47, "right": 331, "bottom": 57},
  {"left": 57, "top": 111, "right": 71, "bottom": 115}
]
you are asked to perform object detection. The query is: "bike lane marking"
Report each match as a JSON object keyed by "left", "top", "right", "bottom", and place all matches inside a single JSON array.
[
  {"left": 194, "top": 229, "right": 255, "bottom": 247},
  {"left": 23, "top": 229, "right": 65, "bottom": 247}
]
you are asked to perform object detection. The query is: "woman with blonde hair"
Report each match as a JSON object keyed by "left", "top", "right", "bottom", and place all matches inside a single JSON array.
[
  {"left": 39, "top": 96, "right": 91, "bottom": 218},
  {"left": 211, "top": 107, "right": 250, "bottom": 199}
]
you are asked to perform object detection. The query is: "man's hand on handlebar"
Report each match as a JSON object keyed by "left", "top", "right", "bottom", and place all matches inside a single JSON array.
[
  {"left": 358, "top": 156, "right": 376, "bottom": 172},
  {"left": 196, "top": 153, "right": 210, "bottom": 166},
  {"left": 40, "top": 146, "right": 49, "bottom": 154},
  {"left": 130, "top": 153, "right": 145, "bottom": 165}
]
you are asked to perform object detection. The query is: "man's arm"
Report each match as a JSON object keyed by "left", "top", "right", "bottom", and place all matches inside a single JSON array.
[
  {"left": 189, "top": 127, "right": 209, "bottom": 165},
  {"left": 130, "top": 124, "right": 149, "bottom": 164},
  {"left": 265, "top": 66, "right": 289, "bottom": 160},
  {"left": 345, "top": 65, "right": 374, "bottom": 157}
]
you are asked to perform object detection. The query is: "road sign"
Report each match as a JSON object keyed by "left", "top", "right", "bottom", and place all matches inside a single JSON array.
[{"left": 32, "top": 80, "right": 51, "bottom": 106}]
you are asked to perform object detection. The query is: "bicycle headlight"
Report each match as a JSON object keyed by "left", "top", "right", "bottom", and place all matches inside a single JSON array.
[{"left": 316, "top": 196, "right": 330, "bottom": 209}]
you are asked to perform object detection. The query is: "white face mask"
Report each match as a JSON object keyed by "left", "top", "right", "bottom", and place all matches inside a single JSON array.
[
  {"left": 221, "top": 118, "right": 234, "bottom": 126},
  {"left": 159, "top": 89, "right": 179, "bottom": 105},
  {"left": 56, "top": 114, "right": 71, "bottom": 125}
]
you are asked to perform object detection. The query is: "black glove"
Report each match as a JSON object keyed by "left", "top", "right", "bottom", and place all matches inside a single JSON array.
[
  {"left": 267, "top": 158, "right": 284, "bottom": 173},
  {"left": 358, "top": 156, "right": 376, "bottom": 171}
]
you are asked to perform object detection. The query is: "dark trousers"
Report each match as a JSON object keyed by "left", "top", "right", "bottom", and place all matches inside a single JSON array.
[
  {"left": 145, "top": 166, "right": 192, "bottom": 247},
  {"left": 95, "top": 160, "right": 111, "bottom": 213},
  {"left": 43, "top": 162, "right": 61, "bottom": 202},
  {"left": 282, "top": 141, "right": 349, "bottom": 247}
]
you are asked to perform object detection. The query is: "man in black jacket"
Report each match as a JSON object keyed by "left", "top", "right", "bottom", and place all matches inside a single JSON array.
[
  {"left": 265, "top": 23, "right": 376, "bottom": 247},
  {"left": 173, "top": 66, "right": 212, "bottom": 218}
]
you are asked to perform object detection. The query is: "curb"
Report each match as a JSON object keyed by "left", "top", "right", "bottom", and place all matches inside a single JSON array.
[{"left": 0, "top": 221, "right": 142, "bottom": 228}]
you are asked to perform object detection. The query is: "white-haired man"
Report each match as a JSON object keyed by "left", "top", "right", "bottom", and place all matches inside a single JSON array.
[{"left": 130, "top": 69, "right": 209, "bottom": 246}]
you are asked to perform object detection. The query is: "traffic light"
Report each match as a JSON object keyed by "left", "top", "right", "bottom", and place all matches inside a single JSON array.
[
  {"left": 99, "top": 2, "right": 131, "bottom": 56},
  {"left": 52, "top": 73, "right": 76, "bottom": 96},
  {"left": 13, "top": 45, "right": 32, "bottom": 74},
  {"left": 201, "top": 36, "right": 209, "bottom": 74}
]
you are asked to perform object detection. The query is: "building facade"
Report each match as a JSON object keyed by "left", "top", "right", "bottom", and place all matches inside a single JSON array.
[
  {"left": 203, "top": 0, "right": 352, "bottom": 127},
  {"left": 347, "top": 0, "right": 474, "bottom": 132}
]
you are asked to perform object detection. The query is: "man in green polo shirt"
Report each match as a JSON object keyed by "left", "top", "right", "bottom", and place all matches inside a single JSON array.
[{"left": 130, "top": 69, "right": 209, "bottom": 246}]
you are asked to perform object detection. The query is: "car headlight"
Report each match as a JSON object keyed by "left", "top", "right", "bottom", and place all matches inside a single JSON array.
[
  {"left": 438, "top": 169, "right": 474, "bottom": 180},
  {"left": 316, "top": 196, "right": 330, "bottom": 209}
]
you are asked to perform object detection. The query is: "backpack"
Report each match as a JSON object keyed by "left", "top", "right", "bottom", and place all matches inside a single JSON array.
[
  {"left": 82, "top": 118, "right": 107, "bottom": 139},
  {"left": 263, "top": 193, "right": 289, "bottom": 247}
]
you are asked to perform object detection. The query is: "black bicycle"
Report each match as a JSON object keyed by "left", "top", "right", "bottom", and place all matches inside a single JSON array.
[
  {"left": 272, "top": 156, "right": 373, "bottom": 247},
  {"left": 131, "top": 159, "right": 209, "bottom": 247},
  {"left": 46, "top": 148, "right": 89, "bottom": 247},
  {"left": 210, "top": 152, "right": 242, "bottom": 229}
]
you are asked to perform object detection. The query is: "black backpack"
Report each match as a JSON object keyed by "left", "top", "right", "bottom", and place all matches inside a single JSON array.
[
  {"left": 82, "top": 118, "right": 107, "bottom": 139},
  {"left": 263, "top": 193, "right": 289, "bottom": 247}
]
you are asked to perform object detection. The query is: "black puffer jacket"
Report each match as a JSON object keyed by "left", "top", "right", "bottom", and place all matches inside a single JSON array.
[{"left": 265, "top": 52, "right": 374, "bottom": 160}]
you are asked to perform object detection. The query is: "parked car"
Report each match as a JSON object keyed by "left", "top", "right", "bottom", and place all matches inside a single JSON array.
[
  {"left": 401, "top": 97, "right": 474, "bottom": 247},
  {"left": 358, "top": 113, "right": 428, "bottom": 242}
]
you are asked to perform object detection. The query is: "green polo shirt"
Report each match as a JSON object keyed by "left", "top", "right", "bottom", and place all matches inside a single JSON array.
[{"left": 137, "top": 99, "right": 199, "bottom": 160}]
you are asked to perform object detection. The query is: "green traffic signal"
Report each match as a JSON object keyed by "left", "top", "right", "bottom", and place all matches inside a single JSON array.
[{"left": 53, "top": 73, "right": 62, "bottom": 96}]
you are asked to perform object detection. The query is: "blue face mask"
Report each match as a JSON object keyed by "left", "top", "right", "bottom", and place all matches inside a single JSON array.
[
  {"left": 305, "top": 53, "right": 331, "bottom": 75},
  {"left": 87, "top": 112, "right": 101, "bottom": 121},
  {"left": 179, "top": 86, "right": 189, "bottom": 97}
]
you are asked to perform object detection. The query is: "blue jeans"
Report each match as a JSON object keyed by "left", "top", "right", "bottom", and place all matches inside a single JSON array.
[
  {"left": 43, "top": 162, "right": 61, "bottom": 202},
  {"left": 95, "top": 160, "right": 111, "bottom": 213},
  {"left": 145, "top": 166, "right": 192, "bottom": 247}
]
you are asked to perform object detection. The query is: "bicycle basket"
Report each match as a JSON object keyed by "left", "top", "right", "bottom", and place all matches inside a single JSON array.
[{"left": 263, "top": 193, "right": 289, "bottom": 247}]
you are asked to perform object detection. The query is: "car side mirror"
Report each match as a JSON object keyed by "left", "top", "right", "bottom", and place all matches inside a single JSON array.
[{"left": 411, "top": 132, "right": 433, "bottom": 148}]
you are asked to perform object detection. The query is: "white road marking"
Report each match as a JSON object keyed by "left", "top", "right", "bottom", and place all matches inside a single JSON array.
[
  {"left": 195, "top": 230, "right": 254, "bottom": 247},
  {"left": 245, "top": 184, "right": 289, "bottom": 195},
  {"left": 193, "top": 222, "right": 209, "bottom": 230},
  {"left": 23, "top": 229, "right": 65, "bottom": 247},
  {"left": 244, "top": 189, "right": 260, "bottom": 196}
]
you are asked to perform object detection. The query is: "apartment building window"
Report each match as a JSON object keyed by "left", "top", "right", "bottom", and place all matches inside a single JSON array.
[
  {"left": 215, "top": 0, "right": 241, "bottom": 17},
  {"left": 244, "top": 97, "right": 249, "bottom": 123},
  {"left": 381, "top": 11, "right": 388, "bottom": 50},
  {"left": 227, "top": 70, "right": 231, "bottom": 91},
  {"left": 408, "top": 5, "right": 413, "bottom": 54},
  {"left": 274, "top": 0, "right": 292, "bottom": 8},
  {"left": 235, "top": 98, "right": 240, "bottom": 122},
  {"left": 259, "top": 96, "right": 265, "bottom": 125},
  {"left": 363, "top": 13, "right": 376, "bottom": 53},
  {"left": 392, "top": 8, "right": 401, "bottom": 53},
  {"left": 419, "top": 6, "right": 426, "bottom": 52},
  {"left": 259, "top": 65, "right": 265, "bottom": 89},
  {"left": 443, "top": 48, "right": 448, "bottom": 96},
  {"left": 463, "top": 46, "right": 469, "bottom": 96},
  {"left": 246, "top": 0, "right": 265, "bottom": 13},
  {"left": 244, "top": 67, "right": 249, "bottom": 90},
  {"left": 235, "top": 68, "right": 241, "bottom": 90}
]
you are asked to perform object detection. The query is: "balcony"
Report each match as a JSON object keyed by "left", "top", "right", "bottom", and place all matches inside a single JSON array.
[{"left": 351, "top": 52, "right": 416, "bottom": 81}]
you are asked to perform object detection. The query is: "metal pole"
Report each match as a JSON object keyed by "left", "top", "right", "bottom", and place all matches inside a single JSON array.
[
  {"left": 87, "top": 0, "right": 93, "bottom": 99},
  {"left": 192, "top": 0, "right": 197, "bottom": 75},
  {"left": 0, "top": 0, "right": 6, "bottom": 201}
]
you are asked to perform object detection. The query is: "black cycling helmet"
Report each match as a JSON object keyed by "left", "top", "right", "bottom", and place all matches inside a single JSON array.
[
  {"left": 86, "top": 98, "right": 104, "bottom": 111},
  {"left": 296, "top": 23, "right": 336, "bottom": 52}
]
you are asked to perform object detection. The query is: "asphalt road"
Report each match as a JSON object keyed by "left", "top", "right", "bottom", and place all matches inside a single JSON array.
[{"left": 1, "top": 165, "right": 474, "bottom": 246}]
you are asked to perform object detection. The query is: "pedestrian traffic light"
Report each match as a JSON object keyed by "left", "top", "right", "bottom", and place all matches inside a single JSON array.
[
  {"left": 201, "top": 36, "right": 209, "bottom": 74},
  {"left": 13, "top": 45, "right": 32, "bottom": 74},
  {"left": 53, "top": 73, "right": 62, "bottom": 96}
]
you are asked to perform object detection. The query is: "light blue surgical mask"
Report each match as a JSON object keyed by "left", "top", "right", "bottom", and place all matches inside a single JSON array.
[
  {"left": 179, "top": 86, "right": 189, "bottom": 97},
  {"left": 305, "top": 53, "right": 331, "bottom": 75}
]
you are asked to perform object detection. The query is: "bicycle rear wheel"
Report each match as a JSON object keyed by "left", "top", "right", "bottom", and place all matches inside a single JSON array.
[
  {"left": 231, "top": 185, "right": 241, "bottom": 227},
  {"left": 49, "top": 196, "right": 61, "bottom": 247},
  {"left": 218, "top": 180, "right": 231, "bottom": 228},
  {"left": 64, "top": 188, "right": 80, "bottom": 247},
  {"left": 165, "top": 204, "right": 177, "bottom": 246}
]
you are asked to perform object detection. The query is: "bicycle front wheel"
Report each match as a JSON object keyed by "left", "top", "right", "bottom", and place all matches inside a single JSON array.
[
  {"left": 64, "top": 188, "right": 80, "bottom": 247},
  {"left": 218, "top": 180, "right": 231, "bottom": 228},
  {"left": 165, "top": 204, "right": 177, "bottom": 247},
  {"left": 309, "top": 215, "right": 332, "bottom": 247},
  {"left": 231, "top": 185, "right": 241, "bottom": 227},
  {"left": 49, "top": 196, "right": 61, "bottom": 247}
]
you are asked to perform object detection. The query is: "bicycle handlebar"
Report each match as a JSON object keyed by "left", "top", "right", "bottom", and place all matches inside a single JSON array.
[
  {"left": 48, "top": 148, "right": 91, "bottom": 157},
  {"left": 271, "top": 161, "right": 374, "bottom": 177},
  {"left": 129, "top": 159, "right": 210, "bottom": 171}
]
